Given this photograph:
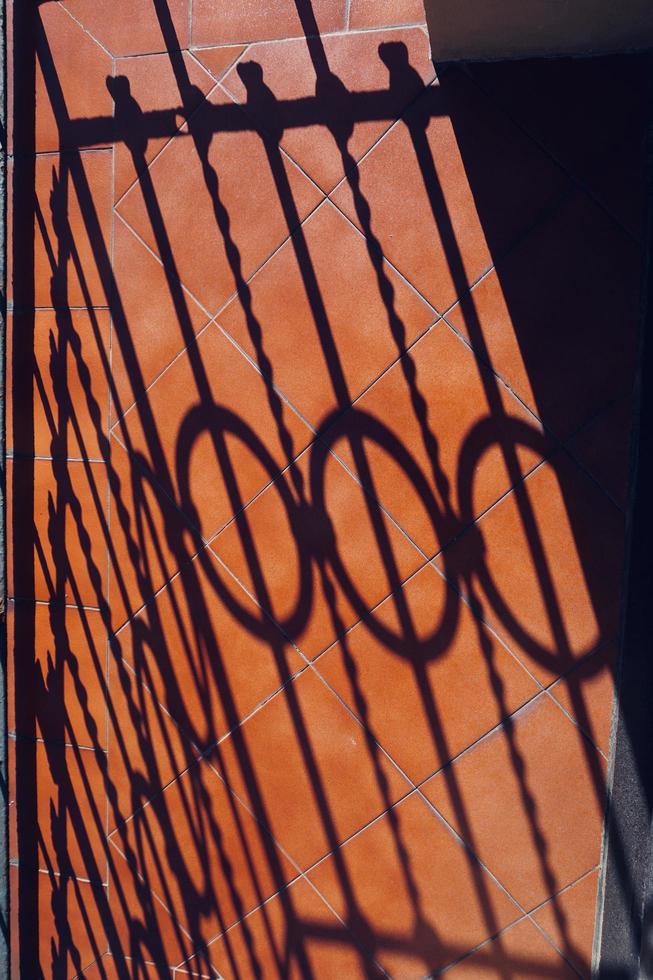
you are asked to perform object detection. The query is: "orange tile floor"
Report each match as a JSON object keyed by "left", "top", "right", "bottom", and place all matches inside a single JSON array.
[{"left": 7, "top": 0, "right": 648, "bottom": 977}]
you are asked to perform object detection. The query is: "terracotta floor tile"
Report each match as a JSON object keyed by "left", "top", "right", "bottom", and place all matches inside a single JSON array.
[
  {"left": 218, "top": 200, "right": 435, "bottom": 428},
  {"left": 532, "top": 870, "right": 599, "bottom": 978},
  {"left": 117, "top": 323, "right": 313, "bottom": 541},
  {"left": 8, "top": 309, "right": 111, "bottom": 460},
  {"left": 307, "top": 791, "right": 519, "bottom": 976},
  {"left": 8, "top": 457, "right": 108, "bottom": 607},
  {"left": 110, "top": 756, "right": 295, "bottom": 946},
  {"left": 211, "top": 668, "right": 411, "bottom": 872},
  {"left": 117, "top": 551, "right": 304, "bottom": 748},
  {"left": 115, "top": 87, "right": 323, "bottom": 315},
  {"left": 62, "top": 0, "right": 190, "bottom": 56},
  {"left": 447, "top": 193, "right": 641, "bottom": 441},
  {"left": 192, "top": 45, "right": 248, "bottom": 82},
  {"left": 444, "top": 917, "right": 577, "bottom": 979},
  {"left": 549, "top": 646, "right": 617, "bottom": 757},
  {"left": 112, "top": 52, "right": 215, "bottom": 202},
  {"left": 221, "top": 28, "right": 435, "bottom": 193},
  {"left": 198, "top": 877, "right": 382, "bottom": 979},
  {"left": 191, "top": 0, "right": 346, "bottom": 46},
  {"left": 466, "top": 55, "right": 650, "bottom": 240},
  {"left": 10, "top": 739, "right": 107, "bottom": 882},
  {"left": 423, "top": 695, "right": 607, "bottom": 910},
  {"left": 110, "top": 218, "right": 210, "bottom": 422},
  {"left": 349, "top": 0, "right": 426, "bottom": 28},
  {"left": 566, "top": 397, "right": 634, "bottom": 510},
  {"left": 10, "top": 11, "right": 640, "bottom": 974},
  {"left": 28, "top": 150, "right": 113, "bottom": 310},
  {"left": 434, "top": 454, "right": 624, "bottom": 685},
  {"left": 107, "top": 844, "right": 198, "bottom": 971},
  {"left": 8, "top": 601, "right": 108, "bottom": 749},
  {"left": 81, "top": 954, "right": 169, "bottom": 979},
  {"left": 107, "top": 645, "right": 199, "bottom": 830},
  {"left": 107, "top": 435, "right": 202, "bottom": 633},
  {"left": 328, "top": 323, "right": 548, "bottom": 557},
  {"left": 116, "top": 546, "right": 303, "bottom": 753},
  {"left": 10, "top": 866, "right": 108, "bottom": 980},
  {"left": 32, "top": 3, "right": 113, "bottom": 154},
  {"left": 211, "top": 446, "right": 424, "bottom": 658},
  {"left": 330, "top": 68, "right": 570, "bottom": 311},
  {"left": 316, "top": 562, "right": 538, "bottom": 785}
]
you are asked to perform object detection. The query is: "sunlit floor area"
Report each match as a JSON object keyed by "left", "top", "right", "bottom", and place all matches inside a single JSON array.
[{"left": 7, "top": 0, "right": 649, "bottom": 976}]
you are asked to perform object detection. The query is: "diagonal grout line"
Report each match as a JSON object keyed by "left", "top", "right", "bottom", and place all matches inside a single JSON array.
[
  {"left": 435, "top": 897, "right": 589, "bottom": 979},
  {"left": 112, "top": 78, "right": 223, "bottom": 211},
  {"left": 30, "top": 15, "right": 628, "bottom": 972},
  {"left": 106, "top": 834, "right": 201, "bottom": 958},
  {"left": 441, "top": 307, "right": 633, "bottom": 514},
  {"left": 118, "top": 493, "right": 610, "bottom": 975},
  {"left": 460, "top": 64, "right": 643, "bottom": 247},
  {"left": 186, "top": 42, "right": 252, "bottom": 84},
  {"left": 56, "top": 1, "right": 115, "bottom": 59},
  {"left": 111, "top": 209, "right": 214, "bottom": 319},
  {"left": 102, "top": 392, "right": 608, "bottom": 980},
  {"left": 220, "top": 58, "right": 440, "bottom": 200}
]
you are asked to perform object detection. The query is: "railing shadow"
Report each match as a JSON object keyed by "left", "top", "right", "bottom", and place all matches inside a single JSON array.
[{"left": 7, "top": 0, "right": 647, "bottom": 977}]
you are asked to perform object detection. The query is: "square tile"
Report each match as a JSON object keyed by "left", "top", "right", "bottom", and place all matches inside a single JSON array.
[
  {"left": 116, "top": 546, "right": 303, "bottom": 753},
  {"left": 532, "top": 869, "right": 599, "bottom": 978},
  {"left": 112, "top": 52, "right": 215, "bottom": 202},
  {"left": 192, "top": 0, "right": 346, "bottom": 45},
  {"left": 327, "top": 323, "right": 548, "bottom": 558},
  {"left": 423, "top": 695, "right": 607, "bottom": 910},
  {"left": 330, "top": 68, "right": 570, "bottom": 311},
  {"left": 117, "top": 323, "right": 313, "bottom": 542},
  {"left": 446, "top": 192, "right": 641, "bottom": 440},
  {"left": 434, "top": 454, "right": 624, "bottom": 685},
  {"left": 218, "top": 200, "right": 435, "bottom": 428},
  {"left": 210, "top": 445, "right": 424, "bottom": 658},
  {"left": 444, "top": 917, "right": 577, "bottom": 979},
  {"left": 307, "top": 792, "right": 520, "bottom": 976},
  {"left": 26, "top": 150, "right": 113, "bottom": 309},
  {"left": 62, "top": 0, "right": 190, "bottom": 56},
  {"left": 221, "top": 28, "right": 435, "bottom": 192},
  {"left": 196, "top": 877, "right": 383, "bottom": 979},
  {"left": 109, "top": 755, "right": 295, "bottom": 946},
  {"left": 115, "top": 87, "right": 323, "bottom": 315},
  {"left": 8, "top": 308, "right": 111, "bottom": 460},
  {"left": 210, "top": 668, "right": 411, "bottom": 871},
  {"left": 107, "top": 645, "right": 199, "bottom": 830},
  {"left": 349, "top": 0, "right": 426, "bottom": 28},
  {"left": 8, "top": 457, "right": 108, "bottom": 607},
  {"left": 8, "top": 600, "right": 108, "bottom": 749},
  {"left": 10, "top": 738, "right": 108, "bottom": 883},
  {"left": 110, "top": 217, "right": 210, "bottom": 423},
  {"left": 316, "top": 562, "right": 538, "bottom": 785},
  {"left": 32, "top": 3, "right": 113, "bottom": 154}
]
